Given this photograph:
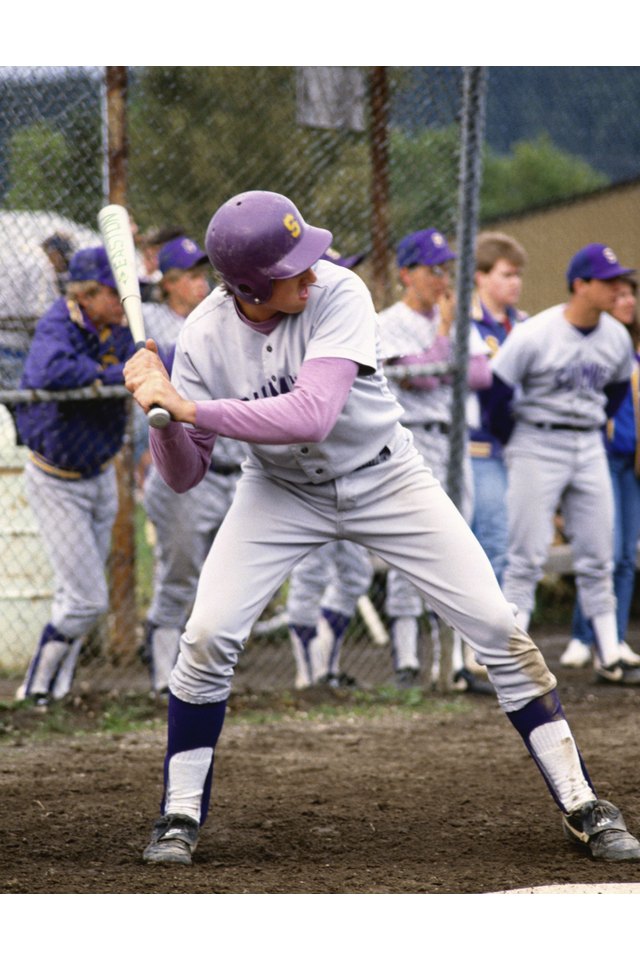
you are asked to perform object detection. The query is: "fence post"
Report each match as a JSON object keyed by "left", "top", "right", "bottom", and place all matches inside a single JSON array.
[
  {"left": 104, "top": 66, "right": 138, "bottom": 663},
  {"left": 446, "top": 67, "right": 488, "bottom": 510},
  {"left": 369, "top": 67, "right": 392, "bottom": 310}
]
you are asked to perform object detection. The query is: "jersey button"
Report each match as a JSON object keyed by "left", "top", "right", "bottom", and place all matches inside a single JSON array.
[
  {"left": 315, "top": 468, "right": 324, "bottom": 475},
  {"left": 300, "top": 447, "right": 309, "bottom": 454},
  {"left": 271, "top": 375, "right": 277, "bottom": 381},
  {"left": 266, "top": 345, "right": 273, "bottom": 352}
]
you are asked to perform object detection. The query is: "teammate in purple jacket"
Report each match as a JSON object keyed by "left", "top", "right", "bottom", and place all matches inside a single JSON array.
[
  {"left": 124, "top": 192, "right": 640, "bottom": 867},
  {"left": 15, "top": 247, "right": 135, "bottom": 707}
]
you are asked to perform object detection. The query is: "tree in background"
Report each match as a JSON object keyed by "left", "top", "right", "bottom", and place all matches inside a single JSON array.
[{"left": 480, "top": 133, "right": 609, "bottom": 221}]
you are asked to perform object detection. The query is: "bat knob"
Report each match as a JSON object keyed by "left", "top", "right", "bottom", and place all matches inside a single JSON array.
[{"left": 147, "top": 406, "right": 171, "bottom": 429}]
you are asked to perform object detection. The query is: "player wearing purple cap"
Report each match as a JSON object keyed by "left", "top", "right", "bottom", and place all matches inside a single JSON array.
[
  {"left": 14, "top": 247, "right": 135, "bottom": 707},
  {"left": 124, "top": 195, "right": 640, "bottom": 867},
  {"left": 489, "top": 243, "right": 640, "bottom": 686}
]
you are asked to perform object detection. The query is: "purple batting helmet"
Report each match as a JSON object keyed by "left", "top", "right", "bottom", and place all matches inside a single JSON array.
[{"left": 205, "top": 191, "right": 332, "bottom": 304}]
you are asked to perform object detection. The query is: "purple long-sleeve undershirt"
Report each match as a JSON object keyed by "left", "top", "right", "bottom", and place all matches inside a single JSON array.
[
  {"left": 149, "top": 356, "right": 359, "bottom": 492},
  {"left": 393, "top": 334, "right": 492, "bottom": 391}
]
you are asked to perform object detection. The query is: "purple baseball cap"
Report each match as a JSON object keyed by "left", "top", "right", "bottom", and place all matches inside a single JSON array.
[
  {"left": 69, "top": 247, "right": 116, "bottom": 288},
  {"left": 396, "top": 229, "right": 456, "bottom": 268},
  {"left": 158, "top": 236, "right": 208, "bottom": 274},
  {"left": 321, "top": 246, "right": 365, "bottom": 269},
  {"left": 566, "top": 243, "right": 635, "bottom": 286}
]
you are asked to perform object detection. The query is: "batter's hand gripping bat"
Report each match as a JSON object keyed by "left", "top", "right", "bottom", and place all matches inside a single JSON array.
[{"left": 97, "top": 203, "right": 171, "bottom": 429}]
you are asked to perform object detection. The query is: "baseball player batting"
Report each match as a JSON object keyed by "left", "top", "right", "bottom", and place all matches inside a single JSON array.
[{"left": 123, "top": 191, "right": 640, "bottom": 867}]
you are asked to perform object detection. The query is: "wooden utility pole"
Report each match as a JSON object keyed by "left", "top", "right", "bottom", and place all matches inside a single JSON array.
[
  {"left": 104, "top": 66, "right": 138, "bottom": 663},
  {"left": 369, "top": 67, "right": 392, "bottom": 309}
]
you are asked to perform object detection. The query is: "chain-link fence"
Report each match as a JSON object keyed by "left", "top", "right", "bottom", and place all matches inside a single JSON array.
[{"left": 1, "top": 66, "right": 638, "bottom": 701}]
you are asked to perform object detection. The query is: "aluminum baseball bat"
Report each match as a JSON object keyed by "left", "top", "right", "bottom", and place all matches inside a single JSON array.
[{"left": 97, "top": 203, "right": 171, "bottom": 429}]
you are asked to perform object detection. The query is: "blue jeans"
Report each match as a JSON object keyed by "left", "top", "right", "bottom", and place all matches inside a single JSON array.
[
  {"left": 573, "top": 452, "right": 640, "bottom": 646},
  {"left": 471, "top": 455, "right": 508, "bottom": 586}
]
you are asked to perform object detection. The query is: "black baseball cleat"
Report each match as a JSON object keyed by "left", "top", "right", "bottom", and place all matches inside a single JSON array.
[
  {"left": 563, "top": 799, "right": 640, "bottom": 861},
  {"left": 595, "top": 661, "right": 640, "bottom": 686},
  {"left": 143, "top": 814, "right": 200, "bottom": 866},
  {"left": 452, "top": 667, "right": 494, "bottom": 695},
  {"left": 395, "top": 667, "right": 420, "bottom": 689},
  {"left": 323, "top": 672, "right": 358, "bottom": 689}
]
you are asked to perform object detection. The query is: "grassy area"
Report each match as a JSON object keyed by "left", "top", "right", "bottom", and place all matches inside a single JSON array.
[{"left": 0, "top": 684, "right": 476, "bottom": 742}]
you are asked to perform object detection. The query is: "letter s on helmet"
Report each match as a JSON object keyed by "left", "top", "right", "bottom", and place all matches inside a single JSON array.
[{"left": 205, "top": 191, "right": 333, "bottom": 304}]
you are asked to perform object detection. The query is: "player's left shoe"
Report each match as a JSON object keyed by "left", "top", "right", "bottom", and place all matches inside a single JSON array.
[
  {"left": 594, "top": 661, "right": 640, "bottom": 686},
  {"left": 142, "top": 814, "right": 199, "bottom": 866},
  {"left": 619, "top": 641, "right": 640, "bottom": 667},
  {"left": 563, "top": 799, "right": 640, "bottom": 861}
]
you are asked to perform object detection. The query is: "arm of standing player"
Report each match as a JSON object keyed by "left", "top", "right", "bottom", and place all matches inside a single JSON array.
[
  {"left": 604, "top": 379, "right": 631, "bottom": 418},
  {"left": 482, "top": 372, "right": 516, "bottom": 444}
]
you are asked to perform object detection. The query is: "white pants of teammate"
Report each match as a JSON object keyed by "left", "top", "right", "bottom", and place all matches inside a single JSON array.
[
  {"left": 502, "top": 423, "right": 615, "bottom": 622},
  {"left": 385, "top": 424, "right": 473, "bottom": 619},
  {"left": 25, "top": 460, "right": 118, "bottom": 637},
  {"left": 170, "top": 427, "right": 555, "bottom": 713},
  {"left": 144, "top": 465, "right": 240, "bottom": 629},
  {"left": 286, "top": 540, "right": 373, "bottom": 627}
]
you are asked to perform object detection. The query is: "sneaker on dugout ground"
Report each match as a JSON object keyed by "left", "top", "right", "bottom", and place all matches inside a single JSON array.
[
  {"left": 594, "top": 660, "right": 640, "bottom": 686},
  {"left": 619, "top": 641, "right": 640, "bottom": 667},
  {"left": 559, "top": 638, "right": 592, "bottom": 668},
  {"left": 142, "top": 814, "right": 199, "bottom": 866},
  {"left": 451, "top": 667, "right": 494, "bottom": 695},
  {"left": 395, "top": 667, "right": 420, "bottom": 689},
  {"left": 563, "top": 799, "right": 640, "bottom": 861},
  {"left": 320, "top": 672, "right": 358, "bottom": 689}
]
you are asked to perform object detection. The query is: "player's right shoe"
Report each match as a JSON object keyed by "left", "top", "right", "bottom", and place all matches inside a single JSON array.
[
  {"left": 559, "top": 638, "right": 591, "bottom": 668},
  {"left": 142, "top": 814, "right": 199, "bottom": 866},
  {"left": 395, "top": 667, "right": 420, "bottom": 689},
  {"left": 594, "top": 660, "right": 640, "bottom": 686},
  {"left": 563, "top": 799, "right": 640, "bottom": 861}
]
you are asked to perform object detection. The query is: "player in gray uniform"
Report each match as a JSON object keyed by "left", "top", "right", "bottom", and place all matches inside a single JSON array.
[
  {"left": 124, "top": 192, "right": 640, "bottom": 866},
  {"left": 490, "top": 243, "right": 640, "bottom": 687},
  {"left": 141, "top": 236, "right": 246, "bottom": 693},
  {"left": 378, "top": 228, "right": 492, "bottom": 691}
]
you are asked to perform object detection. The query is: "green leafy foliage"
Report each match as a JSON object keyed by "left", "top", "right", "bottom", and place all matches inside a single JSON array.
[{"left": 481, "top": 133, "right": 609, "bottom": 221}]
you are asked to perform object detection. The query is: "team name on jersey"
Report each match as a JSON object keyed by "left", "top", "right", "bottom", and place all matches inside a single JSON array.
[{"left": 553, "top": 361, "right": 610, "bottom": 392}]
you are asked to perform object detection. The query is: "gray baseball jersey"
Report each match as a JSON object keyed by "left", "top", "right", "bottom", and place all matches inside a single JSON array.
[
  {"left": 492, "top": 304, "right": 633, "bottom": 428},
  {"left": 173, "top": 261, "right": 404, "bottom": 484}
]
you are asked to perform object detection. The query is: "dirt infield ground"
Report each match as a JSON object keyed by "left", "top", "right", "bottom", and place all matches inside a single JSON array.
[{"left": 1, "top": 629, "right": 640, "bottom": 895}]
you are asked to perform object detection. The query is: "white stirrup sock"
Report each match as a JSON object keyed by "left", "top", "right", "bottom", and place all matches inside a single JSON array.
[
  {"left": 393, "top": 616, "right": 420, "bottom": 670},
  {"left": 165, "top": 748, "right": 214, "bottom": 822},
  {"left": 529, "top": 720, "right": 596, "bottom": 812},
  {"left": 591, "top": 611, "right": 621, "bottom": 668}
]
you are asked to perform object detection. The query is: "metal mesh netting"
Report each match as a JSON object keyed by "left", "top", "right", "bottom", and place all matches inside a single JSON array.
[{"left": 1, "top": 66, "right": 637, "bottom": 700}]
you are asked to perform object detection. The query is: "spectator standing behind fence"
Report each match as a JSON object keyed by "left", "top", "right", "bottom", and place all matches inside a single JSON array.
[
  {"left": 468, "top": 232, "right": 528, "bottom": 585},
  {"left": 14, "top": 247, "right": 134, "bottom": 708},
  {"left": 286, "top": 247, "right": 374, "bottom": 690},
  {"left": 377, "top": 228, "right": 493, "bottom": 692},
  {"left": 561, "top": 275, "right": 640, "bottom": 669},
  {"left": 41, "top": 233, "right": 73, "bottom": 296},
  {"left": 488, "top": 243, "right": 640, "bottom": 687},
  {"left": 141, "top": 236, "right": 246, "bottom": 695}
]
